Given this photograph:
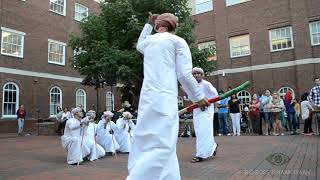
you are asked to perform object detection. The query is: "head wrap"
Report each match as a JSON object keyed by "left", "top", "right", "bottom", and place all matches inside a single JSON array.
[
  {"left": 192, "top": 67, "right": 204, "bottom": 75},
  {"left": 122, "top": 111, "right": 133, "bottom": 119},
  {"left": 102, "top": 111, "right": 114, "bottom": 118},
  {"left": 71, "top": 107, "right": 82, "bottom": 115},
  {"left": 155, "top": 13, "right": 179, "bottom": 32}
]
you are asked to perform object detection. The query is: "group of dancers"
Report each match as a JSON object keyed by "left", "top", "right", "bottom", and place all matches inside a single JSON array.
[{"left": 60, "top": 107, "right": 135, "bottom": 165}]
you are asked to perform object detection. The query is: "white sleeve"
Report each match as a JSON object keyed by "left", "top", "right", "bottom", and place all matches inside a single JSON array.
[
  {"left": 307, "top": 102, "right": 314, "bottom": 111},
  {"left": 136, "top": 24, "right": 153, "bottom": 54},
  {"left": 68, "top": 120, "right": 81, "bottom": 131},
  {"left": 175, "top": 38, "right": 204, "bottom": 102},
  {"left": 207, "top": 81, "right": 218, "bottom": 98}
]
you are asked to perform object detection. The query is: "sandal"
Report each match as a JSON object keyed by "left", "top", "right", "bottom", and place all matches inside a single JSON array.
[{"left": 190, "top": 157, "right": 204, "bottom": 163}]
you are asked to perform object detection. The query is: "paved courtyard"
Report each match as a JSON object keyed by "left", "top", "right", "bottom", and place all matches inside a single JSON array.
[{"left": 0, "top": 134, "right": 318, "bottom": 180}]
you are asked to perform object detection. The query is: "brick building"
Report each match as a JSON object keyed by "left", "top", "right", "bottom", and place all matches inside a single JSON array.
[
  {"left": 187, "top": 0, "right": 320, "bottom": 107},
  {"left": 0, "top": 0, "right": 126, "bottom": 133}
]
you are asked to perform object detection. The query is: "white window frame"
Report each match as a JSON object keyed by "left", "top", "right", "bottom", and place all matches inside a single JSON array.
[
  {"left": 1, "top": 27, "right": 25, "bottom": 58},
  {"left": 75, "top": 3, "right": 89, "bottom": 22},
  {"left": 49, "top": 0, "right": 66, "bottom": 16},
  {"left": 2, "top": 82, "right": 19, "bottom": 118},
  {"left": 229, "top": 34, "right": 251, "bottom": 58},
  {"left": 226, "top": 0, "right": 251, "bottom": 6},
  {"left": 310, "top": 21, "right": 320, "bottom": 46},
  {"left": 48, "top": 39, "right": 66, "bottom": 66},
  {"left": 195, "top": 0, "right": 213, "bottom": 14},
  {"left": 106, "top": 91, "right": 114, "bottom": 111},
  {"left": 269, "top": 26, "right": 294, "bottom": 52},
  {"left": 278, "top": 87, "right": 295, "bottom": 100},
  {"left": 198, "top": 41, "right": 217, "bottom": 61},
  {"left": 237, "top": 90, "right": 251, "bottom": 111},
  {"left": 50, "top": 86, "right": 62, "bottom": 117},
  {"left": 76, "top": 89, "right": 86, "bottom": 111}
]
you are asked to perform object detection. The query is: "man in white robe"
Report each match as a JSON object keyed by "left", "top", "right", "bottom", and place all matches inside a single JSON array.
[
  {"left": 190, "top": 67, "right": 219, "bottom": 163},
  {"left": 83, "top": 110, "right": 105, "bottom": 161},
  {"left": 97, "top": 111, "right": 120, "bottom": 155},
  {"left": 115, "top": 112, "right": 135, "bottom": 153},
  {"left": 127, "top": 13, "right": 209, "bottom": 180},
  {"left": 61, "top": 107, "right": 91, "bottom": 165}
]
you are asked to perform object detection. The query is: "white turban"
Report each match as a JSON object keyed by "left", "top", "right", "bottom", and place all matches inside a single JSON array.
[
  {"left": 122, "top": 111, "right": 133, "bottom": 119},
  {"left": 192, "top": 67, "right": 204, "bottom": 75},
  {"left": 102, "top": 111, "right": 114, "bottom": 118},
  {"left": 71, "top": 107, "right": 82, "bottom": 115}
]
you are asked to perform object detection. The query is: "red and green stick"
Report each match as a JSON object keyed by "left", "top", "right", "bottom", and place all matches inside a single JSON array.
[{"left": 178, "top": 81, "right": 251, "bottom": 115}]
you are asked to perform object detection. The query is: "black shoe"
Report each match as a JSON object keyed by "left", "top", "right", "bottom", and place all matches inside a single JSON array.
[{"left": 213, "top": 144, "right": 219, "bottom": 156}]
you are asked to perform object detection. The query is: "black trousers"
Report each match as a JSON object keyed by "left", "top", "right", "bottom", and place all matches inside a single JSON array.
[
  {"left": 214, "top": 113, "right": 219, "bottom": 136},
  {"left": 303, "top": 117, "right": 313, "bottom": 133}
]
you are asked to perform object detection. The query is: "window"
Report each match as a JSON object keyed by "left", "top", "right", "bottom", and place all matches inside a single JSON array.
[
  {"left": 310, "top": 21, "right": 320, "bottom": 46},
  {"left": 196, "top": 0, "right": 213, "bottom": 14},
  {"left": 48, "top": 39, "right": 66, "bottom": 65},
  {"left": 75, "top": 3, "right": 89, "bottom": 22},
  {"left": 269, "top": 26, "right": 294, "bottom": 52},
  {"left": 237, "top": 90, "right": 251, "bottom": 111},
  {"left": 198, "top": 41, "right": 217, "bottom": 61},
  {"left": 76, "top": 89, "right": 86, "bottom": 111},
  {"left": 229, "top": 34, "right": 250, "bottom": 58},
  {"left": 50, "top": 87, "right": 62, "bottom": 116},
  {"left": 226, "top": 0, "right": 251, "bottom": 6},
  {"left": 278, "top": 87, "right": 295, "bottom": 100},
  {"left": 106, "top": 91, "right": 114, "bottom": 111},
  {"left": 49, "top": 0, "right": 66, "bottom": 16},
  {"left": 2, "top": 82, "right": 19, "bottom": 117},
  {"left": 178, "top": 96, "right": 184, "bottom": 107},
  {"left": 1, "top": 27, "right": 25, "bottom": 58}
]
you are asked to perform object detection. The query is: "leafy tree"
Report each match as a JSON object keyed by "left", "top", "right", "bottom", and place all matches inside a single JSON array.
[{"left": 69, "top": 0, "right": 216, "bottom": 97}]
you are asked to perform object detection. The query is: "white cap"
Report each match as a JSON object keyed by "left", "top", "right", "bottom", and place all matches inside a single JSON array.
[
  {"left": 192, "top": 67, "right": 204, "bottom": 75},
  {"left": 103, "top": 111, "right": 114, "bottom": 118},
  {"left": 71, "top": 107, "right": 82, "bottom": 115},
  {"left": 122, "top": 111, "right": 133, "bottom": 119}
]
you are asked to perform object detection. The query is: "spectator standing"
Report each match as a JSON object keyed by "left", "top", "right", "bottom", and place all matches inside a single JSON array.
[
  {"left": 284, "top": 91, "right": 297, "bottom": 135},
  {"left": 301, "top": 93, "right": 314, "bottom": 135},
  {"left": 217, "top": 91, "right": 230, "bottom": 136},
  {"left": 249, "top": 94, "right": 261, "bottom": 134},
  {"left": 261, "top": 90, "right": 272, "bottom": 136},
  {"left": 229, "top": 94, "right": 241, "bottom": 136},
  {"left": 16, "top": 105, "right": 26, "bottom": 136},
  {"left": 269, "top": 92, "right": 285, "bottom": 136}
]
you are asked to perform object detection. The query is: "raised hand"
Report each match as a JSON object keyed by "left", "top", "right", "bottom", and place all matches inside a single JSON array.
[{"left": 148, "top": 12, "right": 158, "bottom": 26}]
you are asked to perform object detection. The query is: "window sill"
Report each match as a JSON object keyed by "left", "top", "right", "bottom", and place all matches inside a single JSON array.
[
  {"left": 1, "top": 116, "right": 17, "bottom": 119},
  {"left": 48, "top": 61, "right": 65, "bottom": 66},
  {"left": 194, "top": 10, "right": 214, "bottom": 15},
  {"left": 226, "top": 0, "right": 251, "bottom": 7},
  {"left": 49, "top": 9, "right": 66, "bottom": 17},
  {"left": 311, "top": 43, "right": 320, "bottom": 47},
  {"left": 230, "top": 54, "right": 251, "bottom": 59},
  {"left": 1, "top": 52, "right": 23, "bottom": 59},
  {"left": 270, "top": 47, "right": 294, "bottom": 53}
]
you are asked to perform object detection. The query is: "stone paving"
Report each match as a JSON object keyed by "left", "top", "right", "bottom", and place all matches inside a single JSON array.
[{"left": 0, "top": 134, "right": 318, "bottom": 180}]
